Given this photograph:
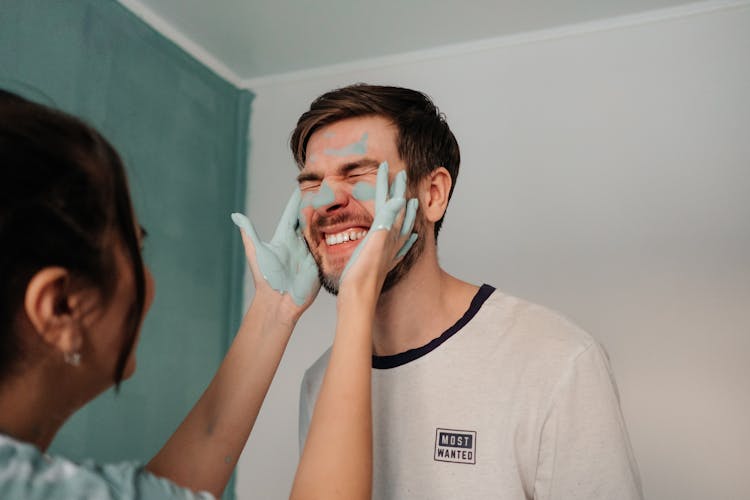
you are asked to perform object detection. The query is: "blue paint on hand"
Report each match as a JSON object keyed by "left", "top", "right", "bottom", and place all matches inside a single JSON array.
[
  {"left": 298, "top": 192, "right": 314, "bottom": 230},
  {"left": 232, "top": 188, "right": 319, "bottom": 305},
  {"left": 341, "top": 162, "right": 418, "bottom": 280}
]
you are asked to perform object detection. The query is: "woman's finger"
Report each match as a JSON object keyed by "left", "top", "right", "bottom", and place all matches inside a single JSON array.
[
  {"left": 390, "top": 170, "right": 406, "bottom": 200},
  {"left": 272, "top": 188, "right": 303, "bottom": 242},
  {"left": 375, "top": 162, "right": 389, "bottom": 212},
  {"left": 232, "top": 212, "right": 262, "bottom": 249},
  {"left": 371, "top": 197, "right": 405, "bottom": 231},
  {"left": 396, "top": 233, "right": 418, "bottom": 260},
  {"left": 400, "top": 198, "right": 418, "bottom": 238},
  {"left": 291, "top": 253, "right": 320, "bottom": 306}
]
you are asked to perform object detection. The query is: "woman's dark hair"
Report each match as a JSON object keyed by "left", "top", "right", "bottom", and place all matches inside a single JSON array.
[
  {"left": 290, "top": 84, "right": 461, "bottom": 240},
  {"left": 0, "top": 89, "right": 146, "bottom": 385}
]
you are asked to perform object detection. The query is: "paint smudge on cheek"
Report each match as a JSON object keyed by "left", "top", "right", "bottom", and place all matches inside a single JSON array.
[
  {"left": 352, "top": 181, "right": 376, "bottom": 201},
  {"left": 311, "top": 181, "right": 335, "bottom": 209},
  {"left": 298, "top": 192, "right": 314, "bottom": 230},
  {"left": 324, "top": 132, "right": 368, "bottom": 157}
]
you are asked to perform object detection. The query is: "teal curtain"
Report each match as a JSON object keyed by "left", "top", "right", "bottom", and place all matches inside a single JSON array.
[{"left": 0, "top": 1, "right": 251, "bottom": 498}]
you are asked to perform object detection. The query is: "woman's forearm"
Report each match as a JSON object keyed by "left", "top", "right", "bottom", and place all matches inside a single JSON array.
[
  {"left": 146, "top": 293, "right": 296, "bottom": 498},
  {"left": 290, "top": 290, "right": 377, "bottom": 500}
]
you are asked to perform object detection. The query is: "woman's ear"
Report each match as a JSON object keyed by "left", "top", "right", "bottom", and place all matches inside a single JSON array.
[
  {"left": 419, "top": 167, "right": 452, "bottom": 224},
  {"left": 24, "top": 268, "right": 84, "bottom": 357}
]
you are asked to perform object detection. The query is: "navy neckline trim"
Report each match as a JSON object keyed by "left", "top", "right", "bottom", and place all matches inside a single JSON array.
[{"left": 372, "top": 284, "right": 496, "bottom": 369}]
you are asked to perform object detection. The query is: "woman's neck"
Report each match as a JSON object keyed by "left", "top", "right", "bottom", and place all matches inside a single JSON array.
[{"left": 0, "top": 365, "right": 84, "bottom": 451}]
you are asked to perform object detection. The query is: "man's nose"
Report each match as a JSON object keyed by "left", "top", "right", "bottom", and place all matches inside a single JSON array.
[{"left": 312, "top": 180, "right": 350, "bottom": 213}]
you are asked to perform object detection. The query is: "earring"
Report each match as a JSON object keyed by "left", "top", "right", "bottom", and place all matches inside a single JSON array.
[{"left": 64, "top": 351, "right": 81, "bottom": 367}]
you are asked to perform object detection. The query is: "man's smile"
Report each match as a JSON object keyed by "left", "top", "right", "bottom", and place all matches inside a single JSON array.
[
  {"left": 309, "top": 211, "right": 373, "bottom": 257},
  {"left": 324, "top": 228, "right": 368, "bottom": 247}
]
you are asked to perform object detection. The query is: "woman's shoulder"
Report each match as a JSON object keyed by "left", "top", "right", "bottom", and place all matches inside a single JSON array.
[{"left": 0, "top": 434, "right": 214, "bottom": 500}]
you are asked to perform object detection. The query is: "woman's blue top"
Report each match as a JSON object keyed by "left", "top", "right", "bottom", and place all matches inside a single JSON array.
[{"left": 0, "top": 433, "right": 214, "bottom": 499}]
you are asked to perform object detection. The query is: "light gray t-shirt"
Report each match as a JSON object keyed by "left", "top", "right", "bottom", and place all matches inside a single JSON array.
[
  {"left": 299, "top": 285, "right": 643, "bottom": 500},
  {"left": 0, "top": 433, "right": 214, "bottom": 500}
]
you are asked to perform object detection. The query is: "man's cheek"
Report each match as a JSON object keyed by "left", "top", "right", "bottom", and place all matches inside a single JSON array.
[
  {"left": 298, "top": 196, "right": 314, "bottom": 231},
  {"left": 352, "top": 181, "right": 376, "bottom": 202},
  {"left": 350, "top": 181, "right": 378, "bottom": 220}
]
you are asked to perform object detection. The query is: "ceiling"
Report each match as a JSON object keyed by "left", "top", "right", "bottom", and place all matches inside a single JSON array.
[{"left": 120, "top": 0, "right": 701, "bottom": 82}]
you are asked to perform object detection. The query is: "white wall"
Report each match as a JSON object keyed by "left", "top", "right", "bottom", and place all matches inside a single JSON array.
[{"left": 237, "top": 4, "right": 750, "bottom": 499}]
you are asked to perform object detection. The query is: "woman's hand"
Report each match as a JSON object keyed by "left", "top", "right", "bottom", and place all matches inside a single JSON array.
[
  {"left": 338, "top": 162, "right": 418, "bottom": 300},
  {"left": 231, "top": 189, "right": 320, "bottom": 323}
]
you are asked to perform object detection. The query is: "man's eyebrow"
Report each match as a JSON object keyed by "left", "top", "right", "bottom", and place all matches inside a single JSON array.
[
  {"left": 296, "top": 158, "right": 381, "bottom": 183},
  {"left": 296, "top": 171, "right": 321, "bottom": 183},
  {"left": 341, "top": 159, "right": 381, "bottom": 173}
]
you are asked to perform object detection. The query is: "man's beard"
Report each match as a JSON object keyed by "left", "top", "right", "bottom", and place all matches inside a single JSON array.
[{"left": 310, "top": 213, "right": 426, "bottom": 296}]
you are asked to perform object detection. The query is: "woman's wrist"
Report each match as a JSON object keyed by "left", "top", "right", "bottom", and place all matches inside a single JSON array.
[
  {"left": 249, "top": 289, "right": 301, "bottom": 330},
  {"left": 336, "top": 278, "right": 382, "bottom": 313}
]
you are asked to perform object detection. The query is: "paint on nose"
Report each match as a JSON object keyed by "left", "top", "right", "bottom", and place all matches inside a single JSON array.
[{"left": 312, "top": 181, "right": 335, "bottom": 209}]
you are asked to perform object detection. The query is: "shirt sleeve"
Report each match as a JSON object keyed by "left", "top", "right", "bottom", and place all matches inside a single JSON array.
[
  {"left": 533, "top": 342, "right": 644, "bottom": 500},
  {"left": 95, "top": 461, "right": 216, "bottom": 500},
  {"left": 0, "top": 443, "right": 214, "bottom": 500}
]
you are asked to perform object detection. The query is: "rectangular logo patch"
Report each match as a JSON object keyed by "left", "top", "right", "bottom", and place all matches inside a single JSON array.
[{"left": 434, "top": 428, "right": 476, "bottom": 464}]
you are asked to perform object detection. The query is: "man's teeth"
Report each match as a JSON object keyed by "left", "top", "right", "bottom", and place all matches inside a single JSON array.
[{"left": 325, "top": 230, "right": 368, "bottom": 246}]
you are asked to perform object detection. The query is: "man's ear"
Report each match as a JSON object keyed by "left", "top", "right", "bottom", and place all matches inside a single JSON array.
[
  {"left": 419, "top": 167, "right": 452, "bottom": 224},
  {"left": 23, "top": 268, "right": 83, "bottom": 357}
]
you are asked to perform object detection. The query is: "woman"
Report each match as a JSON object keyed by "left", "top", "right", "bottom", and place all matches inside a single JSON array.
[{"left": 0, "top": 89, "right": 416, "bottom": 499}]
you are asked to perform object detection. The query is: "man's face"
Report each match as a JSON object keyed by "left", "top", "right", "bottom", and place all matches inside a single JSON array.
[{"left": 296, "top": 115, "right": 425, "bottom": 294}]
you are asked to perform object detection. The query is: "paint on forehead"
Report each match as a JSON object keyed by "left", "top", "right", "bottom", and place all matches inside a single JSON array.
[
  {"left": 307, "top": 153, "right": 317, "bottom": 163},
  {"left": 323, "top": 131, "right": 335, "bottom": 138},
  {"left": 311, "top": 181, "right": 335, "bottom": 209},
  {"left": 324, "top": 132, "right": 368, "bottom": 157},
  {"left": 298, "top": 192, "right": 314, "bottom": 229},
  {"left": 352, "top": 181, "right": 376, "bottom": 201}
]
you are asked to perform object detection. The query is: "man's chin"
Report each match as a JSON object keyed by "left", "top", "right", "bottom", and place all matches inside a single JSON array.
[
  {"left": 319, "top": 267, "right": 341, "bottom": 295},
  {"left": 318, "top": 236, "right": 423, "bottom": 297},
  {"left": 319, "top": 265, "right": 407, "bottom": 297}
]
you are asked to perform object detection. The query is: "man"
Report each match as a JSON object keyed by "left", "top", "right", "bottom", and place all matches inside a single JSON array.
[{"left": 293, "top": 84, "right": 642, "bottom": 499}]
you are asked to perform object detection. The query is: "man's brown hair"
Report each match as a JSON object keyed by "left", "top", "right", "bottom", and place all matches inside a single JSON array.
[{"left": 290, "top": 84, "right": 460, "bottom": 239}]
